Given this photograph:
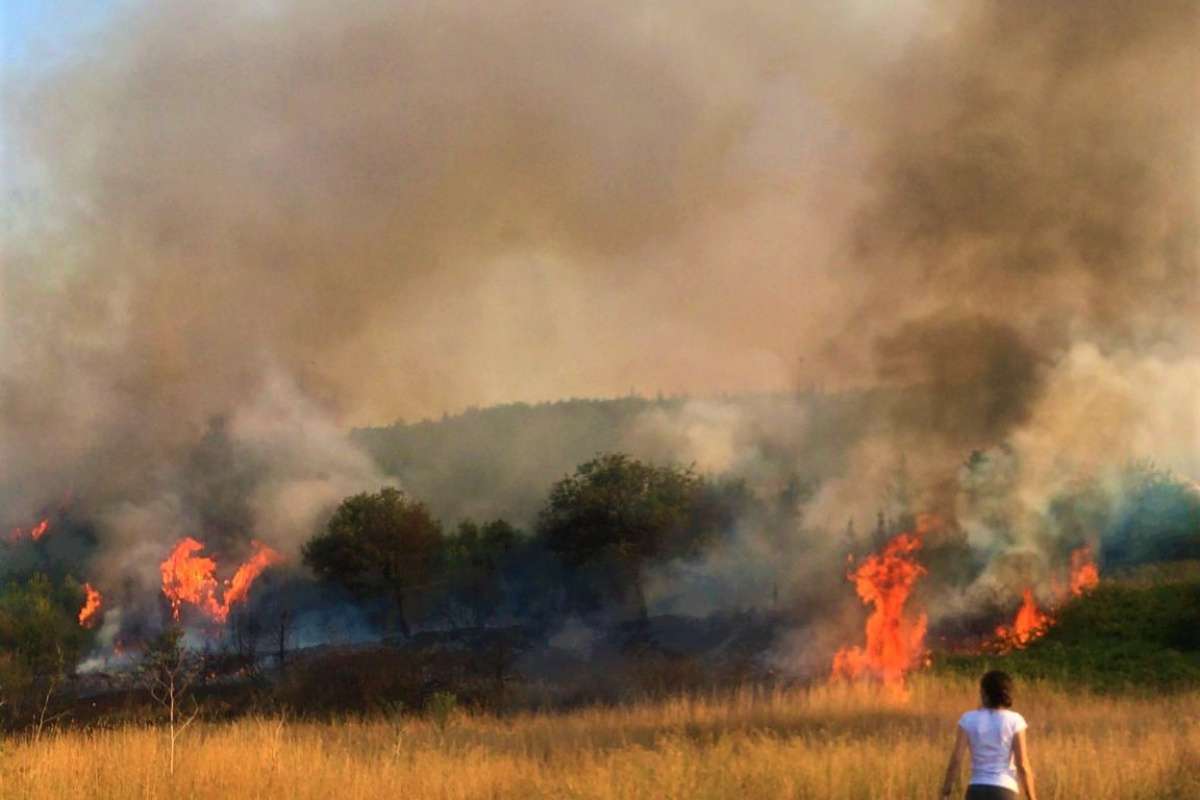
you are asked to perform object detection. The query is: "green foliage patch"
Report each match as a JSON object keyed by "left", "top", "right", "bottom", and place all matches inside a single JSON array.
[{"left": 937, "top": 568, "right": 1200, "bottom": 692}]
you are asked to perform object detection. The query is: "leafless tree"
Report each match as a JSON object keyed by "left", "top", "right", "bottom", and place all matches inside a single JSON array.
[{"left": 140, "top": 627, "right": 201, "bottom": 776}]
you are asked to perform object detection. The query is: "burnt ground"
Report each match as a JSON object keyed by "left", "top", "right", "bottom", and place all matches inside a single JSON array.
[{"left": 39, "top": 611, "right": 787, "bottom": 729}]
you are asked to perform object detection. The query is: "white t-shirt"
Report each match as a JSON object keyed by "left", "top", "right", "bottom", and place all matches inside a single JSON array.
[{"left": 958, "top": 708, "right": 1028, "bottom": 792}]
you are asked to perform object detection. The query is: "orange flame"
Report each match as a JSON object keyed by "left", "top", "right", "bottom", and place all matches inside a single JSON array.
[
  {"left": 78, "top": 583, "right": 103, "bottom": 628},
  {"left": 160, "top": 537, "right": 283, "bottom": 623},
  {"left": 994, "top": 588, "right": 1051, "bottom": 649},
  {"left": 161, "top": 537, "right": 222, "bottom": 620},
  {"left": 223, "top": 541, "right": 285, "bottom": 610},
  {"left": 6, "top": 518, "right": 51, "bottom": 544},
  {"left": 1069, "top": 546, "right": 1099, "bottom": 596},
  {"left": 990, "top": 546, "right": 1098, "bottom": 651},
  {"left": 832, "top": 531, "right": 929, "bottom": 693}
]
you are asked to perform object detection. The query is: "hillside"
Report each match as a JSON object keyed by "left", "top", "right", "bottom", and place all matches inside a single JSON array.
[
  {"left": 351, "top": 392, "right": 874, "bottom": 527},
  {"left": 939, "top": 562, "right": 1200, "bottom": 691}
]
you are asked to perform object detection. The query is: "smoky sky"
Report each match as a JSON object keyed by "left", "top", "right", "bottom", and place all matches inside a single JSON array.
[{"left": 1, "top": 0, "right": 1196, "bottom": 521}]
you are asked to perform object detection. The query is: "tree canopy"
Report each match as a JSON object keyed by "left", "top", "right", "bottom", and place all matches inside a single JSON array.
[
  {"left": 0, "top": 574, "right": 91, "bottom": 724},
  {"left": 537, "top": 453, "right": 737, "bottom": 620},
  {"left": 440, "top": 519, "right": 520, "bottom": 627},
  {"left": 302, "top": 487, "right": 443, "bottom": 637}
]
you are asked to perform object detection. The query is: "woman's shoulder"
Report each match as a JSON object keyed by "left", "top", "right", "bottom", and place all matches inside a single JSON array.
[
  {"left": 958, "top": 708, "right": 1028, "bottom": 730},
  {"left": 1001, "top": 709, "right": 1028, "bottom": 730}
]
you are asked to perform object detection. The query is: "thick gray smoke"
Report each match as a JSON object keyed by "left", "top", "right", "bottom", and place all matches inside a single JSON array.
[
  {"left": 813, "top": 0, "right": 1198, "bottom": 563},
  {"left": 0, "top": 1, "right": 1195, "bottom": 631},
  {"left": 1, "top": 0, "right": 880, "bottom": 520}
]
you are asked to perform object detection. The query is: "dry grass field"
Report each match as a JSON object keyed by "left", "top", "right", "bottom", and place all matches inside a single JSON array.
[{"left": 1, "top": 676, "right": 1197, "bottom": 800}]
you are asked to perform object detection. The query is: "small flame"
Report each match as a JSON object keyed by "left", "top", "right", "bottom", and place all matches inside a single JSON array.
[
  {"left": 6, "top": 518, "right": 51, "bottom": 544},
  {"left": 832, "top": 530, "right": 929, "bottom": 694},
  {"left": 995, "top": 588, "right": 1052, "bottom": 649},
  {"left": 160, "top": 537, "right": 283, "bottom": 623},
  {"left": 988, "top": 546, "right": 1099, "bottom": 652},
  {"left": 1069, "top": 545, "right": 1099, "bottom": 596},
  {"left": 78, "top": 583, "right": 103, "bottom": 628}
]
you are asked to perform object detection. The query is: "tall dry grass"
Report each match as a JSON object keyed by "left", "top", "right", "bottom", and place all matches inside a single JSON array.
[{"left": 1, "top": 676, "right": 1196, "bottom": 799}]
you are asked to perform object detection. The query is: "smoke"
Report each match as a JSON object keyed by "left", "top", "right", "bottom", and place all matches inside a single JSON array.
[
  {"left": 1, "top": 0, "right": 890, "bottom": 526},
  {"left": 645, "top": 1, "right": 1198, "bottom": 625},
  {"left": 0, "top": 0, "right": 1195, "bottom": 644},
  {"left": 802, "top": 1, "right": 1197, "bottom": 565},
  {"left": 847, "top": 0, "right": 1197, "bottom": 437}
]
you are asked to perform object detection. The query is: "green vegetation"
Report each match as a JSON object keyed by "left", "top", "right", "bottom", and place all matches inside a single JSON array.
[
  {"left": 439, "top": 519, "right": 520, "bottom": 628},
  {"left": 1104, "top": 465, "right": 1200, "bottom": 566},
  {"left": 302, "top": 487, "right": 444, "bottom": 638},
  {"left": 0, "top": 574, "right": 91, "bottom": 726},
  {"left": 937, "top": 563, "right": 1200, "bottom": 692},
  {"left": 351, "top": 392, "right": 865, "bottom": 528},
  {"left": 538, "top": 454, "right": 742, "bottom": 621},
  {"left": 301, "top": 453, "right": 752, "bottom": 632}
]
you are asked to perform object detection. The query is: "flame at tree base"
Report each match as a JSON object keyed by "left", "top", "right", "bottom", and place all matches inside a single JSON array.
[{"left": 832, "top": 530, "right": 929, "bottom": 695}]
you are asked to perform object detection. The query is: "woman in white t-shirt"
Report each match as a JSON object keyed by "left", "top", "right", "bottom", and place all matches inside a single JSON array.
[{"left": 939, "top": 671, "right": 1039, "bottom": 800}]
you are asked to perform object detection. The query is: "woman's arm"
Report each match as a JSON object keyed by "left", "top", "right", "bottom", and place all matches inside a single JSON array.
[
  {"left": 1012, "top": 729, "right": 1038, "bottom": 800},
  {"left": 940, "top": 727, "right": 968, "bottom": 798}
]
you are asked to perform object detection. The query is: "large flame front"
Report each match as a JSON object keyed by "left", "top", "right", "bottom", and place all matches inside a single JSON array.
[
  {"left": 78, "top": 583, "right": 103, "bottom": 628},
  {"left": 832, "top": 531, "right": 928, "bottom": 693},
  {"left": 160, "top": 538, "right": 283, "bottom": 623}
]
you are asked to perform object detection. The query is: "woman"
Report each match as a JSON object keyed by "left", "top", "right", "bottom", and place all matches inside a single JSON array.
[{"left": 939, "top": 670, "right": 1038, "bottom": 800}]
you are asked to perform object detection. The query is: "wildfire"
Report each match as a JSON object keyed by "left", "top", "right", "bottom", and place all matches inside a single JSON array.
[
  {"left": 1069, "top": 545, "right": 1099, "bottom": 596},
  {"left": 6, "top": 517, "right": 50, "bottom": 543},
  {"left": 160, "top": 538, "right": 283, "bottom": 623},
  {"left": 993, "top": 545, "right": 1100, "bottom": 651},
  {"left": 994, "top": 588, "right": 1051, "bottom": 649},
  {"left": 832, "top": 531, "right": 929, "bottom": 693},
  {"left": 224, "top": 542, "right": 285, "bottom": 609},
  {"left": 79, "top": 583, "right": 104, "bottom": 628},
  {"left": 161, "top": 537, "right": 221, "bottom": 620}
]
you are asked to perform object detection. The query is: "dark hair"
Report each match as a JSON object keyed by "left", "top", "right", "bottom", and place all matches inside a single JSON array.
[{"left": 980, "top": 670, "right": 1014, "bottom": 709}]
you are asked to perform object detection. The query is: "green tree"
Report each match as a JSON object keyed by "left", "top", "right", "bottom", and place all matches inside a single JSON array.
[
  {"left": 0, "top": 574, "right": 90, "bottom": 729},
  {"left": 1105, "top": 463, "right": 1200, "bottom": 566},
  {"left": 303, "top": 487, "right": 443, "bottom": 638},
  {"left": 537, "top": 453, "right": 730, "bottom": 622},
  {"left": 441, "top": 519, "right": 519, "bottom": 628}
]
